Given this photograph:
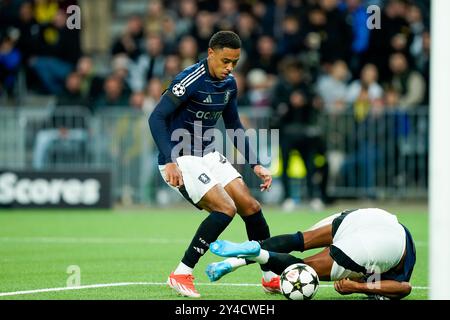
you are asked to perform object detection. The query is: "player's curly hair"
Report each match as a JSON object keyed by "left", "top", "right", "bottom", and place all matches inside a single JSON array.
[{"left": 209, "top": 31, "right": 241, "bottom": 50}]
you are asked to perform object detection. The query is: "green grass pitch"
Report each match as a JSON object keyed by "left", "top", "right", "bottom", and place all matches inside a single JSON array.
[{"left": 0, "top": 205, "right": 428, "bottom": 300}]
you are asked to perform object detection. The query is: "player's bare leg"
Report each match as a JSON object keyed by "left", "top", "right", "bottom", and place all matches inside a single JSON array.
[
  {"left": 223, "top": 178, "right": 279, "bottom": 292},
  {"left": 224, "top": 177, "right": 260, "bottom": 218},
  {"left": 302, "top": 248, "right": 334, "bottom": 281},
  {"left": 198, "top": 184, "right": 237, "bottom": 216},
  {"left": 168, "top": 184, "right": 237, "bottom": 298},
  {"left": 302, "top": 225, "right": 333, "bottom": 251}
]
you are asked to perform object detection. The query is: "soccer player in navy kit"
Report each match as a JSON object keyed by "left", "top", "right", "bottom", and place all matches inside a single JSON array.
[{"left": 149, "top": 31, "right": 278, "bottom": 298}]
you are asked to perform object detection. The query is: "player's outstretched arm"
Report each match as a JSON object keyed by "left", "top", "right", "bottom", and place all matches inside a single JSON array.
[
  {"left": 334, "top": 278, "right": 412, "bottom": 299},
  {"left": 253, "top": 165, "right": 273, "bottom": 192}
]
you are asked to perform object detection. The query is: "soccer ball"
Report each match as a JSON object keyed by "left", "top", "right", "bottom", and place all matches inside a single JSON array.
[{"left": 280, "top": 263, "right": 319, "bottom": 300}]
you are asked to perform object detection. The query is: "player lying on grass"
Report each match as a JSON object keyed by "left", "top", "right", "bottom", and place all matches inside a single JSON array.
[{"left": 207, "top": 208, "right": 416, "bottom": 300}]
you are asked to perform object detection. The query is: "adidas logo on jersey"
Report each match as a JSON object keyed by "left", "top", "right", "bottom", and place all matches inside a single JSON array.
[{"left": 202, "top": 95, "right": 213, "bottom": 103}]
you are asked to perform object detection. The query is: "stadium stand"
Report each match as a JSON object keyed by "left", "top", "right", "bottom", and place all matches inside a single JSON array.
[{"left": 0, "top": 0, "right": 430, "bottom": 206}]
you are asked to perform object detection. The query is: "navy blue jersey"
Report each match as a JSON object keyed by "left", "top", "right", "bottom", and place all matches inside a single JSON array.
[{"left": 149, "top": 58, "right": 259, "bottom": 166}]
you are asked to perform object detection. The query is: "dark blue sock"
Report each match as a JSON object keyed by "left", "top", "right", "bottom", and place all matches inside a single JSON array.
[
  {"left": 266, "top": 252, "right": 304, "bottom": 275},
  {"left": 260, "top": 232, "right": 304, "bottom": 252},
  {"left": 242, "top": 209, "right": 271, "bottom": 271},
  {"left": 181, "top": 211, "right": 232, "bottom": 268},
  {"left": 242, "top": 210, "right": 270, "bottom": 242}
]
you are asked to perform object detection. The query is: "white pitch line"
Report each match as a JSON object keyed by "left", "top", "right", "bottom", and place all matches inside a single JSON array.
[
  {"left": 0, "top": 282, "right": 429, "bottom": 297},
  {"left": 0, "top": 282, "right": 151, "bottom": 297}
]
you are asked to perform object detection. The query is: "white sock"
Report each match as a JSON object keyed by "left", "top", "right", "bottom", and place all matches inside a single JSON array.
[
  {"left": 247, "top": 249, "right": 270, "bottom": 265},
  {"left": 224, "top": 257, "right": 247, "bottom": 270},
  {"left": 173, "top": 262, "right": 193, "bottom": 275},
  {"left": 262, "top": 270, "right": 278, "bottom": 282}
]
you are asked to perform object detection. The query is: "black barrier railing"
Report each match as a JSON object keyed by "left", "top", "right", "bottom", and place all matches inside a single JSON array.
[
  {"left": 321, "top": 107, "right": 429, "bottom": 199},
  {"left": 0, "top": 106, "right": 429, "bottom": 205}
]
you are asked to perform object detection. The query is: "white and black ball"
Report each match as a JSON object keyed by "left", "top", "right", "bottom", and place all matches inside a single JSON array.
[{"left": 280, "top": 263, "right": 319, "bottom": 300}]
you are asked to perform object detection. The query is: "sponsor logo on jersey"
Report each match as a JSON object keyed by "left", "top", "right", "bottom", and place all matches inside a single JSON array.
[
  {"left": 195, "top": 110, "right": 222, "bottom": 120},
  {"left": 224, "top": 90, "right": 230, "bottom": 104}
]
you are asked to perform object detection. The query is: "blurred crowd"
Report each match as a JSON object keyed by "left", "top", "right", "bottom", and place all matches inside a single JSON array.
[
  {"left": 0, "top": 0, "right": 430, "bottom": 112},
  {"left": 0, "top": 0, "right": 431, "bottom": 206}
]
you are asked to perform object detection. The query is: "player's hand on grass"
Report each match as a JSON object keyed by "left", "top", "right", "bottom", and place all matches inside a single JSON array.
[
  {"left": 334, "top": 278, "right": 359, "bottom": 295},
  {"left": 253, "top": 165, "right": 272, "bottom": 192},
  {"left": 165, "top": 163, "right": 184, "bottom": 187}
]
